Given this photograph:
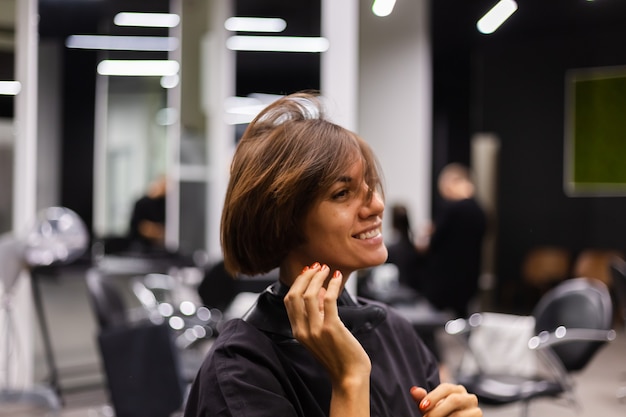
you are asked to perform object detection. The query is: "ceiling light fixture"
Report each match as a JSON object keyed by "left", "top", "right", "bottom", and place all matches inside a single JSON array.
[
  {"left": 97, "top": 60, "right": 180, "bottom": 77},
  {"left": 226, "top": 36, "right": 329, "bottom": 53},
  {"left": 477, "top": 0, "right": 518, "bottom": 34},
  {"left": 114, "top": 12, "right": 180, "bottom": 28},
  {"left": 0, "top": 81, "right": 21, "bottom": 95},
  {"left": 66, "top": 35, "right": 179, "bottom": 51},
  {"left": 224, "top": 17, "right": 287, "bottom": 33},
  {"left": 372, "top": 0, "right": 396, "bottom": 17}
]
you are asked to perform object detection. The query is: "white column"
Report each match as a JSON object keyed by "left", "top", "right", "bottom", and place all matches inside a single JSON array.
[
  {"left": 358, "top": 0, "right": 432, "bottom": 239},
  {"left": 203, "top": 0, "right": 235, "bottom": 262},
  {"left": 321, "top": 0, "right": 359, "bottom": 293},
  {"left": 11, "top": 0, "right": 38, "bottom": 386},
  {"left": 166, "top": 0, "right": 183, "bottom": 251},
  {"left": 321, "top": 0, "right": 359, "bottom": 131}
]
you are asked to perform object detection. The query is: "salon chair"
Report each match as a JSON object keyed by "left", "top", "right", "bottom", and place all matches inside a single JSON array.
[
  {"left": 610, "top": 257, "right": 626, "bottom": 402},
  {"left": 0, "top": 207, "right": 89, "bottom": 412},
  {"left": 446, "top": 277, "right": 615, "bottom": 417}
]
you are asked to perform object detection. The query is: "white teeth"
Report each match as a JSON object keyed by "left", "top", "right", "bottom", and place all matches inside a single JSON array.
[{"left": 357, "top": 228, "right": 380, "bottom": 240}]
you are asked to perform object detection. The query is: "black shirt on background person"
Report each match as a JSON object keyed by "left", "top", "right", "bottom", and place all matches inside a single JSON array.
[
  {"left": 128, "top": 176, "right": 167, "bottom": 253},
  {"left": 419, "top": 163, "right": 487, "bottom": 318}
]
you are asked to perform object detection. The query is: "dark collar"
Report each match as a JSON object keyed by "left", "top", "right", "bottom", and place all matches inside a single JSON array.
[{"left": 242, "top": 280, "right": 387, "bottom": 340}]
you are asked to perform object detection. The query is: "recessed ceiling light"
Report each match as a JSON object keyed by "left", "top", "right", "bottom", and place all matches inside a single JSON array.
[
  {"left": 66, "top": 35, "right": 179, "bottom": 51},
  {"left": 114, "top": 12, "right": 180, "bottom": 28},
  {"left": 0, "top": 81, "right": 21, "bottom": 95},
  {"left": 97, "top": 60, "right": 180, "bottom": 77},
  {"left": 477, "top": 0, "right": 518, "bottom": 34},
  {"left": 226, "top": 36, "right": 329, "bottom": 53},
  {"left": 224, "top": 17, "right": 287, "bottom": 33},
  {"left": 372, "top": 0, "right": 397, "bottom": 17}
]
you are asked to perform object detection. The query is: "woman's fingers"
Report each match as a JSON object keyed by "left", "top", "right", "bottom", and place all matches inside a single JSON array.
[
  {"left": 413, "top": 383, "right": 481, "bottom": 417},
  {"left": 302, "top": 264, "right": 332, "bottom": 328},
  {"left": 285, "top": 264, "right": 371, "bottom": 386},
  {"left": 322, "top": 269, "right": 342, "bottom": 320},
  {"left": 285, "top": 262, "right": 340, "bottom": 340}
]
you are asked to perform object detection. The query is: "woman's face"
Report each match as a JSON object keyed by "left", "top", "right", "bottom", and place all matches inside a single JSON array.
[{"left": 288, "top": 159, "right": 387, "bottom": 277}]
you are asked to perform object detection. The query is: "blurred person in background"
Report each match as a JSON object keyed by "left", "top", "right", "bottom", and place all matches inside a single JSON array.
[
  {"left": 128, "top": 175, "right": 167, "bottom": 252},
  {"left": 385, "top": 203, "right": 425, "bottom": 290},
  {"left": 418, "top": 163, "right": 487, "bottom": 318}
]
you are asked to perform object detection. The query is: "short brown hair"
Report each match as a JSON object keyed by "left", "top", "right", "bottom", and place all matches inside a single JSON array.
[{"left": 221, "top": 92, "right": 383, "bottom": 276}]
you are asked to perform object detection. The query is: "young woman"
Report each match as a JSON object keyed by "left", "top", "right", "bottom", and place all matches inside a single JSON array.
[{"left": 184, "top": 92, "right": 481, "bottom": 417}]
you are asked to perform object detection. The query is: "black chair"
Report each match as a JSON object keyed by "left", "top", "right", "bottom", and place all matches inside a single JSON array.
[
  {"left": 446, "top": 277, "right": 616, "bottom": 417},
  {"left": 85, "top": 267, "right": 186, "bottom": 417},
  {"left": 610, "top": 257, "right": 626, "bottom": 401}
]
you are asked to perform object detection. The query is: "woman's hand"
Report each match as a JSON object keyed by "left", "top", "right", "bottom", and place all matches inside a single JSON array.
[
  {"left": 410, "top": 383, "right": 482, "bottom": 417},
  {"left": 284, "top": 262, "right": 371, "bottom": 416}
]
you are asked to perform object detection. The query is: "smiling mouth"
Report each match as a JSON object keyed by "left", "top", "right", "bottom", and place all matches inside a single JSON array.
[{"left": 355, "top": 228, "right": 381, "bottom": 240}]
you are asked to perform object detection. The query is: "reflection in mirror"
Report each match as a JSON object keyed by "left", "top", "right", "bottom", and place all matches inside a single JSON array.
[
  {"left": 100, "top": 75, "right": 168, "bottom": 238},
  {"left": 0, "top": 0, "right": 15, "bottom": 235},
  {"left": 89, "top": 1, "right": 180, "bottom": 254}
]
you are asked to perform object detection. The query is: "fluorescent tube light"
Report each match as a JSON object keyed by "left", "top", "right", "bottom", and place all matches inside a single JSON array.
[
  {"left": 97, "top": 60, "right": 180, "bottom": 77},
  {"left": 66, "top": 35, "right": 179, "bottom": 51},
  {"left": 226, "top": 36, "right": 329, "bottom": 53},
  {"left": 0, "top": 81, "right": 21, "bottom": 95},
  {"left": 114, "top": 12, "right": 180, "bottom": 28},
  {"left": 477, "top": 0, "right": 518, "bottom": 34},
  {"left": 372, "top": 0, "right": 397, "bottom": 17},
  {"left": 224, "top": 17, "right": 287, "bottom": 33},
  {"left": 160, "top": 74, "right": 180, "bottom": 89}
]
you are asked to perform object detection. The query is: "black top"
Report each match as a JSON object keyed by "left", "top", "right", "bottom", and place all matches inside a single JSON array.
[
  {"left": 184, "top": 281, "right": 440, "bottom": 417},
  {"left": 386, "top": 236, "right": 425, "bottom": 290},
  {"left": 422, "top": 198, "right": 486, "bottom": 317},
  {"left": 128, "top": 195, "right": 166, "bottom": 250}
]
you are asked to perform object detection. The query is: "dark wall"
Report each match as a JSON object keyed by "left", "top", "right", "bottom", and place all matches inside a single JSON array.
[
  {"left": 234, "top": 0, "right": 320, "bottom": 96},
  {"left": 432, "top": 1, "right": 626, "bottom": 313},
  {"left": 60, "top": 47, "right": 97, "bottom": 231},
  {"left": 481, "top": 29, "right": 626, "bottom": 312},
  {"left": 0, "top": 51, "right": 14, "bottom": 118}
]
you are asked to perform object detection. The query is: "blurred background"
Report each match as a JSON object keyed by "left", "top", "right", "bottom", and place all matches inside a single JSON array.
[{"left": 2, "top": 0, "right": 626, "bottom": 415}]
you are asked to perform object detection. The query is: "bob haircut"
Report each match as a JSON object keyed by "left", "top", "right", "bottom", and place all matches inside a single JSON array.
[{"left": 221, "top": 91, "right": 384, "bottom": 276}]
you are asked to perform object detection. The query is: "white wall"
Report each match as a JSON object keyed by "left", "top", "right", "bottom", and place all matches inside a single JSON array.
[
  {"left": 203, "top": 0, "right": 235, "bottom": 262},
  {"left": 10, "top": 0, "right": 38, "bottom": 387},
  {"left": 358, "top": 0, "right": 432, "bottom": 238},
  {"left": 37, "top": 40, "right": 61, "bottom": 211}
]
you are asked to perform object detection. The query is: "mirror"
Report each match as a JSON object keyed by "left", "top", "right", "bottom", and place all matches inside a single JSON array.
[
  {"left": 0, "top": 0, "right": 15, "bottom": 234},
  {"left": 97, "top": 75, "right": 169, "bottom": 238}
]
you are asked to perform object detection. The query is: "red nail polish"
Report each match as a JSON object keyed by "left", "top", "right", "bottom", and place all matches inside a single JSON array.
[
  {"left": 333, "top": 270, "right": 341, "bottom": 278},
  {"left": 301, "top": 266, "right": 310, "bottom": 274},
  {"left": 311, "top": 262, "right": 321, "bottom": 269},
  {"left": 419, "top": 399, "right": 430, "bottom": 410}
]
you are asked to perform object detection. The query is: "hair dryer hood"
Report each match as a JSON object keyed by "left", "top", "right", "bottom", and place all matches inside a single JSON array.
[{"left": 23, "top": 206, "right": 89, "bottom": 267}]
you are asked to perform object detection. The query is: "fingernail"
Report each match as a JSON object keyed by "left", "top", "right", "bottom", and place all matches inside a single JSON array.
[
  {"left": 419, "top": 398, "right": 430, "bottom": 410},
  {"left": 311, "top": 262, "right": 321, "bottom": 269},
  {"left": 333, "top": 270, "right": 341, "bottom": 278},
  {"left": 301, "top": 266, "right": 310, "bottom": 274},
  {"left": 321, "top": 264, "right": 329, "bottom": 271}
]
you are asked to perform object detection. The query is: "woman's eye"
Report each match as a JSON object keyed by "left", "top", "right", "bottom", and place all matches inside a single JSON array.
[{"left": 332, "top": 189, "right": 350, "bottom": 200}]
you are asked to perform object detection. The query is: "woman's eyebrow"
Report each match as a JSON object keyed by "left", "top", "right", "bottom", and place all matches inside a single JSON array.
[{"left": 336, "top": 175, "right": 353, "bottom": 184}]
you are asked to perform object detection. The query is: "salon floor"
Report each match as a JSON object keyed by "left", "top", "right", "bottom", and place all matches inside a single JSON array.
[{"left": 2, "top": 270, "right": 626, "bottom": 417}]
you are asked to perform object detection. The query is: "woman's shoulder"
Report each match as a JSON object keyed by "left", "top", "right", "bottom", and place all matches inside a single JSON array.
[
  {"left": 198, "top": 319, "right": 287, "bottom": 377},
  {"left": 212, "top": 318, "right": 276, "bottom": 350}
]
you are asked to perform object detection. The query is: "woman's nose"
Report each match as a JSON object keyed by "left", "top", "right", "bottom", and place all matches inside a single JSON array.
[{"left": 361, "top": 189, "right": 384, "bottom": 217}]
